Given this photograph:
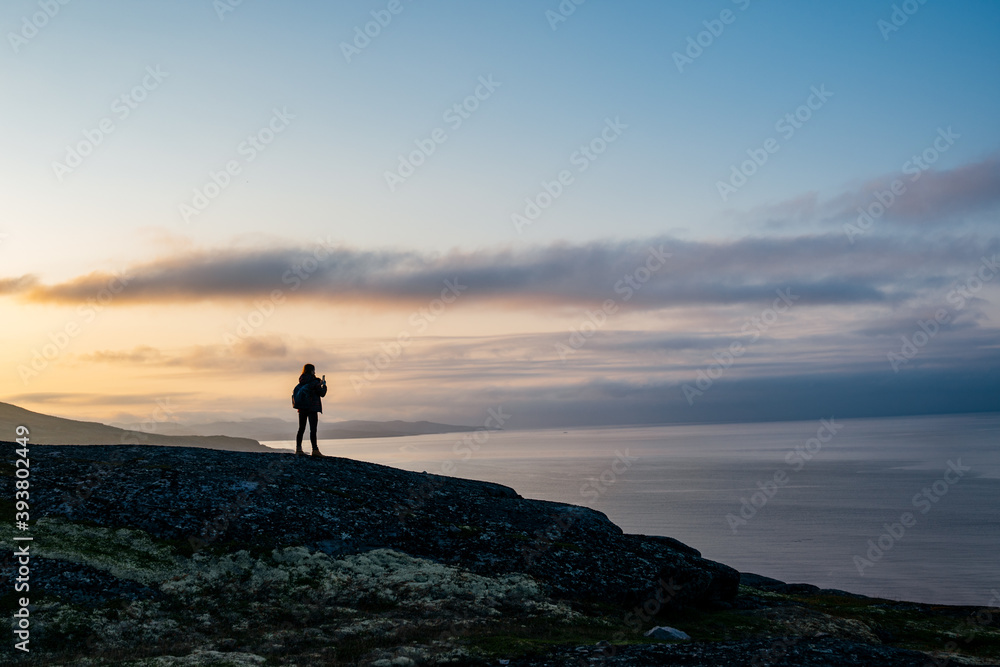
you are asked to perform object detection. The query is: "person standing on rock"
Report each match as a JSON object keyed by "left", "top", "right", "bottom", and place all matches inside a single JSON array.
[{"left": 293, "top": 363, "right": 327, "bottom": 457}]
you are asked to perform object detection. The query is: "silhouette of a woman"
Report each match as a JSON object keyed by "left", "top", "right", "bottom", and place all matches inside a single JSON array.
[{"left": 294, "top": 363, "right": 327, "bottom": 456}]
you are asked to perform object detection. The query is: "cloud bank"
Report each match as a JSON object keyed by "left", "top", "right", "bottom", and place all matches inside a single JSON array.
[{"left": 4, "top": 234, "right": 998, "bottom": 312}]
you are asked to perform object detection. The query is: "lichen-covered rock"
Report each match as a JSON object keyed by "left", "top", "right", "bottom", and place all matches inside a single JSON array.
[
  {"left": 21, "top": 444, "right": 738, "bottom": 609},
  {"left": 5, "top": 444, "right": 995, "bottom": 666},
  {"left": 5, "top": 518, "right": 579, "bottom": 664}
]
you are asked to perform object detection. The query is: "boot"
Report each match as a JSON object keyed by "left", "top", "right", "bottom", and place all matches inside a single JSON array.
[
  {"left": 311, "top": 448, "right": 324, "bottom": 457},
  {"left": 295, "top": 445, "right": 303, "bottom": 456}
]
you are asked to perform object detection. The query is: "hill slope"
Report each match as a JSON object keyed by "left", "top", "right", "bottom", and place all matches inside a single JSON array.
[{"left": 0, "top": 401, "right": 267, "bottom": 451}]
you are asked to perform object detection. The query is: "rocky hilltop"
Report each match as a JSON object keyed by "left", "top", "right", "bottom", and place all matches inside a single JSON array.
[{"left": 3, "top": 444, "right": 999, "bottom": 666}]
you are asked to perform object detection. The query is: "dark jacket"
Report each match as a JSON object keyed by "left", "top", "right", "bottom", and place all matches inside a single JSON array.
[{"left": 296, "top": 373, "right": 327, "bottom": 413}]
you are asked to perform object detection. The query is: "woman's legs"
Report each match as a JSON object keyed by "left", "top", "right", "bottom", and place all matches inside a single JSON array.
[
  {"left": 295, "top": 411, "right": 309, "bottom": 454},
  {"left": 307, "top": 411, "right": 318, "bottom": 450},
  {"left": 296, "top": 411, "right": 322, "bottom": 456}
]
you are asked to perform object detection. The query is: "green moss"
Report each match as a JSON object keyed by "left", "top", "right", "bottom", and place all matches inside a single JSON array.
[
  {"left": 30, "top": 517, "right": 184, "bottom": 584},
  {"left": 738, "top": 584, "right": 796, "bottom": 601},
  {"left": 194, "top": 538, "right": 274, "bottom": 560}
]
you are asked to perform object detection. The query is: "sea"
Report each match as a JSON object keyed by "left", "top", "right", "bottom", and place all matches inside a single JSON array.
[{"left": 263, "top": 412, "right": 1000, "bottom": 607}]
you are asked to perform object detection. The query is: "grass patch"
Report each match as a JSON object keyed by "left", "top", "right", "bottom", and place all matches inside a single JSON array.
[
  {"left": 659, "top": 607, "right": 783, "bottom": 642},
  {"left": 461, "top": 615, "right": 652, "bottom": 659},
  {"left": 798, "top": 595, "right": 1000, "bottom": 659}
]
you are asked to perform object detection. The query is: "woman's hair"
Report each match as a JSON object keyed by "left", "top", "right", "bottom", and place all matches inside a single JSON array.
[{"left": 302, "top": 363, "right": 316, "bottom": 376}]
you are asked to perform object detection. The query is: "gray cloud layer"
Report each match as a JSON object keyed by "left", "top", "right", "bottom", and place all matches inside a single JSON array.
[
  {"left": 5, "top": 234, "right": 998, "bottom": 311},
  {"left": 750, "top": 155, "right": 1000, "bottom": 230}
]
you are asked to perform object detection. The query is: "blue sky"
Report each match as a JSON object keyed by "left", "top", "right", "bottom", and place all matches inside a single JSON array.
[{"left": 1, "top": 0, "right": 999, "bottom": 428}]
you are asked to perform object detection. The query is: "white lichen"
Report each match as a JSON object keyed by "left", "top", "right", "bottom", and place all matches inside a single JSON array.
[{"left": 23, "top": 519, "right": 578, "bottom": 664}]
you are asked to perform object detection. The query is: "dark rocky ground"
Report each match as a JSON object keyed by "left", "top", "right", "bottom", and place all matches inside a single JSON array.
[{"left": 2, "top": 444, "right": 999, "bottom": 666}]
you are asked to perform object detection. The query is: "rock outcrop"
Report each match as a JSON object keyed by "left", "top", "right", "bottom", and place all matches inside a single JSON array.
[
  {"left": 3, "top": 443, "right": 998, "bottom": 666},
  {"left": 23, "top": 444, "right": 740, "bottom": 608}
]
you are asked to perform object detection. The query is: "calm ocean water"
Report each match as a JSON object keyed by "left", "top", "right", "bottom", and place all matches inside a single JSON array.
[{"left": 264, "top": 413, "right": 1000, "bottom": 606}]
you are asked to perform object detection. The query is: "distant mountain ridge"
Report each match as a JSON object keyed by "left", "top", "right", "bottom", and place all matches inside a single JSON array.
[
  {"left": 0, "top": 401, "right": 267, "bottom": 452},
  {"left": 0, "top": 401, "right": 478, "bottom": 452},
  {"left": 111, "top": 417, "right": 479, "bottom": 442}
]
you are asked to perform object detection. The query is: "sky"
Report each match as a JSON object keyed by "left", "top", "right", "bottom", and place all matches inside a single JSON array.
[{"left": 1, "top": 0, "right": 999, "bottom": 430}]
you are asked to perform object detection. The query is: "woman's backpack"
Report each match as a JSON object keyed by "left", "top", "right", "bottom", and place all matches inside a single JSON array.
[{"left": 292, "top": 382, "right": 311, "bottom": 409}]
